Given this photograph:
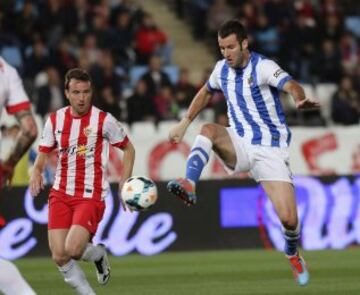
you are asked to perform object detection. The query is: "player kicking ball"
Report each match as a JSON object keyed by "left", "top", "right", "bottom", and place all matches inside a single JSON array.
[{"left": 167, "top": 20, "right": 320, "bottom": 286}]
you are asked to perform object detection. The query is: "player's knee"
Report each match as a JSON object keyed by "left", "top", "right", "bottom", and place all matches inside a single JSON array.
[
  {"left": 279, "top": 212, "right": 298, "bottom": 229},
  {"left": 52, "top": 252, "right": 69, "bottom": 266},
  {"left": 65, "top": 244, "right": 84, "bottom": 260},
  {"left": 200, "top": 124, "right": 216, "bottom": 141}
]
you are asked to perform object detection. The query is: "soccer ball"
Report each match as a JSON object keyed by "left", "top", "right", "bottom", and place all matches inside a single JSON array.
[{"left": 121, "top": 176, "right": 158, "bottom": 211}]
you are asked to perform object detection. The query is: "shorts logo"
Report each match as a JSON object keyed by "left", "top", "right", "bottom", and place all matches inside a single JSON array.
[{"left": 83, "top": 126, "right": 92, "bottom": 137}]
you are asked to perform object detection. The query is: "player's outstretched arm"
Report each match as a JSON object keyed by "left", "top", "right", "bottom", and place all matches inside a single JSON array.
[
  {"left": 118, "top": 140, "right": 135, "bottom": 211},
  {"left": 169, "top": 85, "right": 212, "bottom": 143},
  {"left": 1, "top": 110, "right": 38, "bottom": 187},
  {"left": 283, "top": 80, "right": 321, "bottom": 110},
  {"left": 29, "top": 152, "right": 48, "bottom": 197}
]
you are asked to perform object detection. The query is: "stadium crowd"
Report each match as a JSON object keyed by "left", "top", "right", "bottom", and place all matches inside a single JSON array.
[
  {"left": 0, "top": 0, "right": 359, "bottom": 127},
  {"left": 171, "top": 0, "right": 360, "bottom": 126}
]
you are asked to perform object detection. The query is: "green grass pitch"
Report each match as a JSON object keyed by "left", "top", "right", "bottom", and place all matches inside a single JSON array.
[{"left": 14, "top": 249, "right": 360, "bottom": 295}]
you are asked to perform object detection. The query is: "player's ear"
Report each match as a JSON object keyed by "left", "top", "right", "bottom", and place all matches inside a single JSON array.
[
  {"left": 64, "top": 89, "right": 70, "bottom": 100},
  {"left": 241, "top": 39, "right": 248, "bottom": 50}
]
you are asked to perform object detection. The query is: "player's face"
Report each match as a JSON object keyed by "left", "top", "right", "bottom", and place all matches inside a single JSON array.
[
  {"left": 65, "top": 79, "right": 92, "bottom": 116},
  {"left": 218, "top": 33, "right": 248, "bottom": 68}
]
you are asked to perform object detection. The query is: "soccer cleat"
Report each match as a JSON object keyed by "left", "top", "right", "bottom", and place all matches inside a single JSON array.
[
  {"left": 94, "top": 244, "right": 110, "bottom": 285},
  {"left": 167, "top": 178, "right": 197, "bottom": 206},
  {"left": 287, "top": 252, "right": 309, "bottom": 286}
]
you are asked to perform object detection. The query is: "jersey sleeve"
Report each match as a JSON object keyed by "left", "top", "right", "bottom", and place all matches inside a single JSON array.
[
  {"left": 38, "top": 115, "right": 56, "bottom": 153},
  {"left": 5, "top": 64, "right": 31, "bottom": 114},
  {"left": 103, "top": 114, "right": 129, "bottom": 148},
  {"left": 258, "top": 59, "right": 293, "bottom": 91},
  {"left": 206, "top": 61, "right": 222, "bottom": 92}
]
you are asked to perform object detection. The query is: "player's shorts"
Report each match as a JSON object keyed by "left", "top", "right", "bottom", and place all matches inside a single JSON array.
[
  {"left": 223, "top": 127, "right": 293, "bottom": 184},
  {"left": 48, "top": 191, "right": 105, "bottom": 235}
]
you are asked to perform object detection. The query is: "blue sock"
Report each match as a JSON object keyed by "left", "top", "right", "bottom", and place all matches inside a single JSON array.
[
  {"left": 283, "top": 224, "right": 300, "bottom": 256},
  {"left": 186, "top": 135, "right": 212, "bottom": 183}
]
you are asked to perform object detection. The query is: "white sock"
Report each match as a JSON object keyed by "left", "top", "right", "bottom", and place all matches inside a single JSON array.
[
  {"left": 81, "top": 243, "right": 104, "bottom": 262},
  {"left": 0, "top": 258, "right": 36, "bottom": 295},
  {"left": 186, "top": 135, "right": 213, "bottom": 184},
  {"left": 58, "top": 259, "right": 95, "bottom": 295}
]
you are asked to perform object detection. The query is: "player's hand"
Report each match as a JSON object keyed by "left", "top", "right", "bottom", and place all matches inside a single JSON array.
[
  {"left": 169, "top": 117, "right": 191, "bottom": 143},
  {"left": 296, "top": 98, "right": 321, "bottom": 110},
  {"left": 29, "top": 170, "right": 44, "bottom": 197}
]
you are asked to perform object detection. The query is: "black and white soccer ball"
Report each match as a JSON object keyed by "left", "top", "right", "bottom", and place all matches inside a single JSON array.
[{"left": 121, "top": 176, "right": 158, "bottom": 211}]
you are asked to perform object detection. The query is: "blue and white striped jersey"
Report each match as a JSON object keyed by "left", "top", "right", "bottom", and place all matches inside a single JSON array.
[{"left": 207, "top": 52, "right": 292, "bottom": 147}]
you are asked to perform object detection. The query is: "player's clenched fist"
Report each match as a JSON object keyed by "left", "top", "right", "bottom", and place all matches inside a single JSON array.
[{"left": 168, "top": 117, "right": 191, "bottom": 143}]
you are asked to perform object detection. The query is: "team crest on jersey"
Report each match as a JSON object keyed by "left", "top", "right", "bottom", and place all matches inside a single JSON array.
[
  {"left": 83, "top": 126, "right": 92, "bottom": 137},
  {"left": 247, "top": 76, "right": 254, "bottom": 86}
]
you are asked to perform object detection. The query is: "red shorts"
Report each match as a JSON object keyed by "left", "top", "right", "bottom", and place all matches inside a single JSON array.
[{"left": 48, "top": 191, "right": 105, "bottom": 235}]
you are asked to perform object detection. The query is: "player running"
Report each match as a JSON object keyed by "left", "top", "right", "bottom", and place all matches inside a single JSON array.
[{"left": 30, "top": 68, "right": 135, "bottom": 295}]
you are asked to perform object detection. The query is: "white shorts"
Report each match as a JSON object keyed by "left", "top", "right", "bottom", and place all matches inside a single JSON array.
[{"left": 223, "top": 127, "right": 293, "bottom": 183}]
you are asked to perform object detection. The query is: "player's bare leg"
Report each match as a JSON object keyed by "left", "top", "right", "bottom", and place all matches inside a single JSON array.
[
  {"left": 261, "top": 181, "right": 309, "bottom": 286},
  {"left": 167, "top": 123, "right": 237, "bottom": 205},
  {"left": 66, "top": 225, "right": 111, "bottom": 285},
  {"left": 48, "top": 229, "right": 96, "bottom": 295}
]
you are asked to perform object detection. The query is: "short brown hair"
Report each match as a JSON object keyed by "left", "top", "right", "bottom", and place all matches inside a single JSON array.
[
  {"left": 218, "top": 19, "right": 247, "bottom": 44},
  {"left": 64, "top": 68, "right": 92, "bottom": 90}
]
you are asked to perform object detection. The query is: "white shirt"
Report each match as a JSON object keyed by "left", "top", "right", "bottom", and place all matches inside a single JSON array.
[
  {"left": 0, "top": 57, "right": 31, "bottom": 114},
  {"left": 207, "top": 52, "right": 292, "bottom": 147}
]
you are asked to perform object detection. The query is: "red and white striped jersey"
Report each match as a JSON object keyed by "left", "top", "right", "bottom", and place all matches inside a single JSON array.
[
  {"left": 39, "top": 105, "right": 129, "bottom": 200},
  {"left": 0, "top": 57, "right": 31, "bottom": 114}
]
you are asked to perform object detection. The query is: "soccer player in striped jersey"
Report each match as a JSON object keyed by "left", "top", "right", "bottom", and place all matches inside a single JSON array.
[
  {"left": 167, "top": 20, "right": 320, "bottom": 286},
  {"left": 0, "top": 56, "right": 38, "bottom": 295},
  {"left": 30, "top": 68, "right": 135, "bottom": 295}
]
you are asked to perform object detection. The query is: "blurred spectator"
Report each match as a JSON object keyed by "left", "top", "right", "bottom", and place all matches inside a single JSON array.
[
  {"left": 239, "top": 2, "right": 258, "bottom": 27},
  {"left": 253, "top": 14, "right": 280, "bottom": 57},
  {"left": 154, "top": 85, "right": 178, "bottom": 121},
  {"left": 185, "top": 0, "right": 211, "bottom": 40},
  {"left": 50, "top": 37, "right": 77, "bottom": 76},
  {"left": 24, "top": 37, "right": 50, "bottom": 79},
  {"left": 320, "top": 14, "right": 343, "bottom": 42},
  {"left": 98, "top": 86, "right": 122, "bottom": 120},
  {"left": 14, "top": 0, "right": 40, "bottom": 48},
  {"left": 339, "top": 32, "right": 359, "bottom": 74},
  {"left": 91, "top": 13, "right": 113, "bottom": 50},
  {"left": 135, "top": 13, "right": 168, "bottom": 64},
  {"left": 320, "top": 0, "right": 342, "bottom": 18},
  {"left": 35, "top": 66, "right": 65, "bottom": 118},
  {"left": 331, "top": 76, "right": 360, "bottom": 125},
  {"left": 78, "top": 33, "right": 101, "bottom": 66},
  {"left": 110, "top": 9, "right": 136, "bottom": 69},
  {"left": 90, "top": 50, "right": 124, "bottom": 99},
  {"left": 140, "top": 55, "right": 172, "bottom": 98},
  {"left": 311, "top": 39, "right": 342, "bottom": 83},
  {"left": 206, "top": 0, "right": 233, "bottom": 37},
  {"left": 39, "top": 0, "right": 67, "bottom": 47},
  {"left": 127, "top": 79, "right": 156, "bottom": 124},
  {"left": 282, "top": 14, "right": 318, "bottom": 80},
  {"left": 174, "top": 68, "right": 197, "bottom": 109}
]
